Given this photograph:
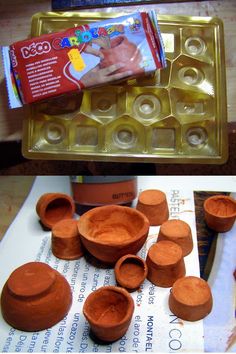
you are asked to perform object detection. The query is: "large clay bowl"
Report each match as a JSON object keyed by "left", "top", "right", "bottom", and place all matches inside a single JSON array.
[{"left": 77, "top": 205, "right": 150, "bottom": 264}]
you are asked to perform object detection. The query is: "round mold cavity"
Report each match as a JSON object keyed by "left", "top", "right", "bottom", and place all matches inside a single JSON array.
[
  {"left": 113, "top": 125, "right": 137, "bottom": 149},
  {"left": 133, "top": 95, "right": 161, "bottom": 119},
  {"left": 185, "top": 37, "right": 206, "bottom": 56},
  {"left": 44, "top": 122, "right": 66, "bottom": 144},
  {"left": 96, "top": 97, "right": 113, "bottom": 112},
  {"left": 185, "top": 127, "right": 208, "bottom": 147},
  {"left": 178, "top": 67, "right": 204, "bottom": 86}
]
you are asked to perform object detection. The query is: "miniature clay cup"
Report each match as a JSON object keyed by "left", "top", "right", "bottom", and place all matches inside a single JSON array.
[
  {"left": 169, "top": 276, "right": 213, "bottom": 321},
  {"left": 83, "top": 285, "right": 134, "bottom": 342},
  {"left": 203, "top": 195, "right": 236, "bottom": 232},
  {"left": 36, "top": 193, "right": 75, "bottom": 229},
  {"left": 51, "top": 218, "right": 84, "bottom": 260},
  {"left": 146, "top": 240, "right": 186, "bottom": 287},
  {"left": 136, "top": 189, "right": 169, "bottom": 226},
  {"left": 1, "top": 262, "right": 72, "bottom": 331},
  {"left": 114, "top": 254, "right": 148, "bottom": 292},
  {"left": 157, "top": 219, "right": 193, "bottom": 256},
  {"left": 77, "top": 205, "right": 150, "bottom": 264}
]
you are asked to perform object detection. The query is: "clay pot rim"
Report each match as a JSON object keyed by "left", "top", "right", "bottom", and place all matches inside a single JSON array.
[
  {"left": 115, "top": 254, "right": 148, "bottom": 287},
  {"left": 203, "top": 195, "right": 236, "bottom": 218},
  {"left": 83, "top": 285, "right": 134, "bottom": 328},
  {"left": 78, "top": 205, "right": 150, "bottom": 247}
]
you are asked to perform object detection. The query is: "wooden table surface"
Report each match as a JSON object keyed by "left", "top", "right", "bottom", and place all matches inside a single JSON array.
[{"left": 0, "top": 0, "right": 235, "bottom": 142}]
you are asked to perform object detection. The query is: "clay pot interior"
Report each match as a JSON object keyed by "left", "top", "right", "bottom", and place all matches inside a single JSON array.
[
  {"left": 1, "top": 262, "right": 72, "bottom": 331},
  {"left": 114, "top": 254, "right": 148, "bottom": 291},
  {"left": 77, "top": 205, "right": 150, "bottom": 264},
  {"left": 83, "top": 286, "right": 134, "bottom": 342}
]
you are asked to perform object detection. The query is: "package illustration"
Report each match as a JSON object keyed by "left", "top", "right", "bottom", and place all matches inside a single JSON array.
[{"left": 3, "top": 11, "right": 166, "bottom": 108}]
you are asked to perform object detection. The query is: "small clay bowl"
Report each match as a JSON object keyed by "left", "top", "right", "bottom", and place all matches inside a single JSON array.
[
  {"left": 169, "top": 276, "right": 213, "bottom": 321},
  {"left": 36, "top": 193, "right": 75, "bottom": 229},
  {"left": 77, "top": 205, "right": 150, "bottom": 264},
  {"left": 136, "top": 189, "right": 169, "bottom": 226},
  {"left": 1, "top": 262, "right": 72, "bottom": 331},
  {"left": 157, "top": 219, "right": 193, "bottom": 256},
  {"left": 83, "top": 286, "right": 134, "bottom": 342},
  {"left": 114, "top": 254, "right": 148, "bottom": 291},
  {"left": 146, "top": 240, "right": 186, "bottom": 287},
  {"left": 51, "top": 218, "right": 84, "bottom": 260},
  {"left": 203, "top": 195, "right": 236, "bottom": 232}
]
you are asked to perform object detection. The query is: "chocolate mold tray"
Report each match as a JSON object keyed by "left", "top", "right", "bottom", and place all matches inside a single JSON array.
[{"left": 22, "top": 12, "right": 227, "bottom": 163}]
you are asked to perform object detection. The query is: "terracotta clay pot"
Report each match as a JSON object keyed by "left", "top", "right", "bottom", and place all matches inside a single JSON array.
[
  {"left": 169, "top": 276, "right": 213, "bottom": 321},
  {"left": 52, "top": 218, "right": 84, "bottom": 260},
  {"left": 146, "top": 240, "right": 186, "bottom": 287},
  {"left": 36, "top": 193, "right": 75, "bottom": 229},
  {"left": 1, "top": 262, "right": 72, "bottom": 331},
  {"left": 114, "top": 254, "right": 148, "bottom": 292},
  {"left": 77, "top": 205, "right": 150, "bottom": 264},
  {"left": 157, "top": 219, "right": 193, "bottom": 256},
  {"left": 203, "top": 195, "right": 236, "bottom": 232},
  {"left": 83, "top": 286, "right": 134, "bottom": 342},
  {"left": 136, "top": 189, "right": 169, "bottom": 226},
  {"left": 99, "top": 35, "right": 144, "bottom": 75}
]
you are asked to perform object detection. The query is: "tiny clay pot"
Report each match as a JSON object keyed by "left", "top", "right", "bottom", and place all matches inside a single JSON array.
[
  {"left": 157, "top": 219, "right": 193, "bottom": 256},
  {"left": 83, "top": 285, "right": 134, "bottom": 342},
  {"left": 36, "top": 193, "right": 75, "bottom": 229},
  {"left": 203, "top": 195, "right": 236, "bottom": 232},
  {"left": 114, "top": 254, "right": 148, "bottom": 292},
  {"left": 146, "top": 240, "right": 186, "bottom": 287},
  {"left": 1, "top": 262, "right": 72, "bottom": 331},
  {"left": 51, "top": 218, "right": 84, "bottom": 260},
  {"left": 169, "top": 276, "right": 213, "bottom": 321},
  {"left": 77, "top": 205, "right": 150, "bottom": 264},
  {"left": 136, "top": 189, "right": 169, "bottom": 226}
]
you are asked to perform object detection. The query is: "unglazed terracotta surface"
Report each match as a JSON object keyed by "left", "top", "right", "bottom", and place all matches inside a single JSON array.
[
  {"left": 77, "top": 205, "right": 150, "bottom": 264},
  {"left": 1, "top": 262, "right": 72, "bottom": 331},
  {"left": 169, "top": 276, "right": 213, "bottom": 321},
  {"left": 83, "top": 285, "right": 134, "bottom": 342}
]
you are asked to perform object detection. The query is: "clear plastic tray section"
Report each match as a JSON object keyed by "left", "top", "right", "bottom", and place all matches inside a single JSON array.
[{"left": 22, "top": 12, "right": 228, "bottom": 163}]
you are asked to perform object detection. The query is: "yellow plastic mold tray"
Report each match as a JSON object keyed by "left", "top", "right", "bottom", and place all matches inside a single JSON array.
[{"left": 22, "top": 12, "right": 228, "bottom": 164}]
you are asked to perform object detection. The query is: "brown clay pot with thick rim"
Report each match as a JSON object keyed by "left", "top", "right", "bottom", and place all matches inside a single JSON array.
[
  {"left": 1, "top": 262, "right": 72, "bottom": 331},
  {"left": 51, "top": 218, "right": 84, "bottom": 260},
  {"left": 77, "top": 205, "right": 150, "bottom": 264},
  {"left": 169, "top": 276, "right": 213, "bottom": 321},
  {"left": 114, "top": 254, "right": 148, "bottom": 292},
  {"left": 146, "top": 240, "right": 186, "bottom": 287},
  {"left": 203, "top": 195, "right": 236, "bottom": 232},
  {"left": 83, "top": 285, "right": 134, "bottom": 342},
  {"left": 136, "top": 189, "right": 169, "bottom": 226},
  {"left": 36, "top": 193, "right": 75, "bottom": 229},
  {"left": 157, "top": 219, "right": 193, "bottom": 256}
]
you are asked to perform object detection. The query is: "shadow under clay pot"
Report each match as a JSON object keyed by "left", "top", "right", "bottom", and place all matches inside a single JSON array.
[
  {"left": 36, "top": 193, "right": 75, "bottom": 229},
  {"left": 136, "top": 189, "right": 169, "bottom": 226},
  {"left": 77, "top": 205, "right": 150, "bottom": 264},
  {"left": 1, "top": 262, "right": 72, "bottom": 331},
  {"left": 158, "top": 219, "right": 193, "bottom": 256},
  {"left": 52, "top": 218, "right": 84, "bottom": 260},
  {"left": 146, "top": 240, "right": 186, "bottom": 287},
  {"left": 83, "top": 286, "right": 134, "bottom": 342},
  {"left": 169, "top": 276, "right": 213, "bottom": 321},
  {"left": 114, "top": 254, "right": 148, "bottom": 292},
  {"left": 203, "top": 195, "right": 236, "bottom": 232}
]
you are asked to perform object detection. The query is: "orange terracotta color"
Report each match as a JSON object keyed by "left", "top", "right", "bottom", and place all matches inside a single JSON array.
[
  {"left": 1, "top": 262, "right": 72, "bottom": 331},
  {"left": 203, "top": 195, "right": 236, "bottom": 232},
  {"left": 136, "top": 189, "right": 169, "bottom": 226},
  {"left": 77, "top": 205, "right": 150, "bottom": 264},
  {"left": 114, "top": 254, "right": 148, "bottom": 292},
  {"left": 157, "top": 219, "right": 193, "bottom": 256},
  {"left": 169, "top": 276, "right": 213, "bottom": 321},
  {"left": 146, "top": 240, "right": 186, "bottom": 287},
  {"left": 83, "top": 286, "right": 134, "bottom": 342},
  {"left": 52, "top": 218, "right": 84, "bottom": 260},
  {"left": 36, "top": 193, "right": 75, "bottom": 229}
]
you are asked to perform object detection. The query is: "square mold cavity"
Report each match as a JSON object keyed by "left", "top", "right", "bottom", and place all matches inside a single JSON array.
[
  {"left": 75, "top": 126, "right": 98, "bottom": 146},
  {"left": 152, "top": 128, "right": 176, "bottom": 149}
]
